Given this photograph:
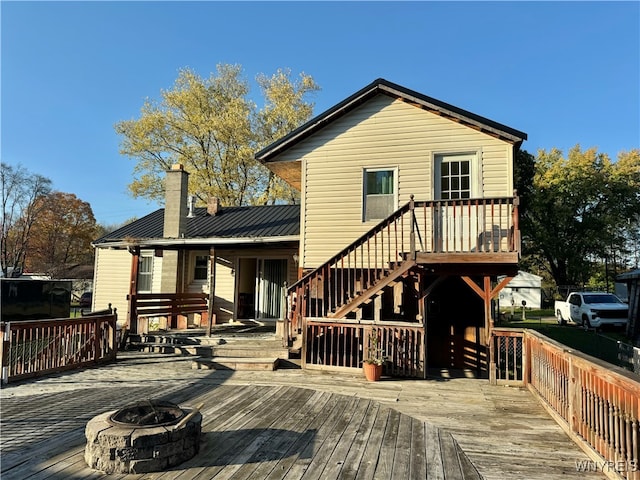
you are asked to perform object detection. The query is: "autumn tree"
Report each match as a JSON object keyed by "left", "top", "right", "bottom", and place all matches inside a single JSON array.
[
  {"left": 26, "top": 192, "right": 99, "bottom": 278},
  {"left": 115, "top": 64, "right": 320, "bottom": 207},
  {"left": 520, "top": 146, "right": 640, "bottom": 290},
  {"left": 0, "top": 163, "right": 52, "bottom": 277}
]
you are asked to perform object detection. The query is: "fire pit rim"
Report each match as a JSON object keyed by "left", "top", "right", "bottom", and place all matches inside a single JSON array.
[{"left": 106, "top": 399, "right": 187, "bottom": 428}]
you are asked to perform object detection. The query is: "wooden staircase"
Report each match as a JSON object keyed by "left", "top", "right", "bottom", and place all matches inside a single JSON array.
[
  {"left": 330, "top": 258, "right": 416, "bottom": 318},
  {"left": 127, "top": 330, "right": 291, "bottom": 371},
  {"left": 286, "top": 194, "right": 520, "bottom": 342}
]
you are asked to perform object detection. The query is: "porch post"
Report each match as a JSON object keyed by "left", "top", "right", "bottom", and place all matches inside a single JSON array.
[
  {"left": 483, "top": 276, "right": 494, "bottom": 381},
  {"left": 127, "top": 246, "right": 140, "bottom": 334},
  {"left": 207, "top": 246, "right": 217, "bottom": 337}
]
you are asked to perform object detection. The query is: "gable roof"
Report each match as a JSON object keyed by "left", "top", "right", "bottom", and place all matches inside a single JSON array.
[
  {"left": 256, "top": 78, "right": 528, "bottom": 164},
  {"left": 93, "top": 204, "right": 300, "bottom": 248}
]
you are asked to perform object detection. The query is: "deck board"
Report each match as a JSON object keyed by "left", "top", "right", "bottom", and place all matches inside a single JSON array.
[{"left": 0, "top": 351, "right": 606, "bottom": 479}]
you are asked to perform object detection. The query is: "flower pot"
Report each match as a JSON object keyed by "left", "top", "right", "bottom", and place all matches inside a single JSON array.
[{"left": 363, "top": 362, "right": 383, "bottom": 382}]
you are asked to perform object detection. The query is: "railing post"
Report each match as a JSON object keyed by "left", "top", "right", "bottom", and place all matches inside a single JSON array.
[
  {"left": 1, "top": 323, "right": 9, "bottom": 385},
  {"left": 93, "top": 317, "right": 99, "bottom": 362},
  {"left": 409, "top": 195, "right": 416, "bottom": 260},
  {"left": 281, "top": 282, "right": 289, "bottom": 348},
  {"left": 512, "top": 190, "right": 520, "bottom": 253},
  {"left": 489, "top": 331, "right": 496, "bottom": 385}
]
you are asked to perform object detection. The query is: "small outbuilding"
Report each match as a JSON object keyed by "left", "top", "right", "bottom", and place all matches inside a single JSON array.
[{"left": 497, "top": 271, "right": 543, "bottom": 310}]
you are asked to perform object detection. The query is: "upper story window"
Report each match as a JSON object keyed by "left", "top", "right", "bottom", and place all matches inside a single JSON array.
[
  {"left": 435, "top": 152, "right": 478, "bottom": 200},
  {"left": 194, "top": 255, "right": 208, "bottom": 281},
  {"left": 138, "top": 255, "right": 153, "bottom": 292},
  {"left": 363, "top": 168, "right": 397, "bottom": 221}
]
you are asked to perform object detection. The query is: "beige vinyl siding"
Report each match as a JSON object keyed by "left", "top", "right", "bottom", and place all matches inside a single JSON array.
[
  {"left": 148, "top": 250, "right": 163, "bottom": 293},
  {"left": 284, "top": 96, "right": 514, "bottom": 268},
  {"left": 93, "top": 248, "right": 131, "bottom": 326},
  {"left": 212, "top": 247, "right": 298, "bottom": 323}
]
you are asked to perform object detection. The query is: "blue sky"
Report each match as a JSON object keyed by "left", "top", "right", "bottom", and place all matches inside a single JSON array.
[{"left": 2, "top": 1, "right": 639, "bottom": 225}]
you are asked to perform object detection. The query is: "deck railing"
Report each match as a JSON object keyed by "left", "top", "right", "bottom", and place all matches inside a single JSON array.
[
  {"left": 492, "top": 328, "right": 640, "bottom": 480},
  {"left": 303, "top": 317, "right": 425, "bottom": 377},
  {"left": 128, "top": 292, "right": 208, "bottom": 333},
  {"left": 287, "top": 195, "right": 519, "bottom": 341},
  {"left": 0, "top": 314, "right": 117, "bottom": 384}
]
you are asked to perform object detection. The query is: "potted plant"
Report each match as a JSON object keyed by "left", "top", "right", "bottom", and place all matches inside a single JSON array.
[{"left": 363, "top": 330, "right": 385, "bottom": 381}]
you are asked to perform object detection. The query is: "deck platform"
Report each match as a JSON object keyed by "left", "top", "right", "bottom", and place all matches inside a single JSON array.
[{"left": 0, "top": 351, "right": 604, "bottom": 479}]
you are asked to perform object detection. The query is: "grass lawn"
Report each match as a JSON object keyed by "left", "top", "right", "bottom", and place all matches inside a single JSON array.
[{"left": 502, "top": 314, "right": 632, "bottom": 370}]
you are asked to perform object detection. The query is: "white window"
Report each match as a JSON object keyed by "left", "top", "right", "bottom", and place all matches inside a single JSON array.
[
  {"left": 138, "top": 256, "right": 153, "bottom": 292},
  {"left": 438, "top": 156, "right": 471, "bottom": 200},
  {"left": 194, "top": 255, "right": 208, "bottom": 281},
  {"left": 363, "top": 168, "right": 397, "bottom": 221}
]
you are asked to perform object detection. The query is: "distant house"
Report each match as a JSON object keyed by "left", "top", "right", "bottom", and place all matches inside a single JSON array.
[{"left": 497, "top": 271, "right": 543, "bottom": 310}]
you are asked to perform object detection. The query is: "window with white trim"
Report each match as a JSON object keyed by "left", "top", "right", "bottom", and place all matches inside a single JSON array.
[
  {"left": 363, "top": 168, "right": 397, "bottom": 221},
  {"left": 435, "top": 152, "right": 478, "bottom": 200},
  {"left": 138, "top": 255, "right": 153, "bottom": 292},
  {"left": 194, "top": 255, "right": 208, "bottom": 281}
]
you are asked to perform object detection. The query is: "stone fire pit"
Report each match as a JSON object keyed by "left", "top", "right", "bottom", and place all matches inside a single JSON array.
[{"left": 85, "top": 399, "right": 202, "bottom": 474}]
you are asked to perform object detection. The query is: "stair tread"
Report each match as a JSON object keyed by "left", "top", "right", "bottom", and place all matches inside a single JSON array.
[{"left": 202, "top": 357, "right": 279, "bottom": 362}]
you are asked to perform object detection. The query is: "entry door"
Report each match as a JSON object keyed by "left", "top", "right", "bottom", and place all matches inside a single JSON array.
[
  {"left": 434, "top": 153, "right": 478, "bottom": 252},
  {"left": 256, "top": 259, "right": 288, "bottom": 320}
]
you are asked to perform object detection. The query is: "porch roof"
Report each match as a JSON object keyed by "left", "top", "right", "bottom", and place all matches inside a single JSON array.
[{"left": 93, "top": 204, "right": 300, "bottom": 248}]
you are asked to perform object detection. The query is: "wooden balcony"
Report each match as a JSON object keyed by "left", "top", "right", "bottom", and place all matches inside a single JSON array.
[{"left": 286, "top": 195, "right": 520, "bottom": 337}]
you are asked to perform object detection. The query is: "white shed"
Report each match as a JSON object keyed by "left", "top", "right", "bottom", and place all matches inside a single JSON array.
[{"left": 498, "top": 271, "right": 543, "bottom": 309}]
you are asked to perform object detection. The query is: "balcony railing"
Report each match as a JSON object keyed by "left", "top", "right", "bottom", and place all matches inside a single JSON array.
[
  {"left": 287, "top": 194, "right": 519, "bottom": 338},
  {"left": 492, "top": 328, "right": 640, "bottom": 480}
]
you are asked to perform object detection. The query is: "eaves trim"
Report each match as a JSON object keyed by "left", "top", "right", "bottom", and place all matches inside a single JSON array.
[
  {"left": 93, "top": 235, "right": 300, "bottom": 249},
  {"left": 256, "top": 78, "right": 528, "bottom": 163}
]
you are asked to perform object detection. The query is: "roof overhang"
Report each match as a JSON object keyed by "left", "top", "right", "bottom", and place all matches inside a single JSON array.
[{"left": 93, "top": 235, "right": 300, "bottom": 250}]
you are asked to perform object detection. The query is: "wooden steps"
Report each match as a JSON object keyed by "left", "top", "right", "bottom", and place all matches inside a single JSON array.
[
  {"left": 192, "top": 357, "right": 279, "bottom": 371},
  {"left": 126, "top": 331, "right": 291, "bottom": 372}
]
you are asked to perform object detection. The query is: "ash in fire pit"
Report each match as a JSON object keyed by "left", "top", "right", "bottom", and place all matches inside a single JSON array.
[
  {"left": 109, "top": 400, "right": 185, "bottom": 427},
  {"left": 85, "top": 399, "right": 202, "bottom": 474}
]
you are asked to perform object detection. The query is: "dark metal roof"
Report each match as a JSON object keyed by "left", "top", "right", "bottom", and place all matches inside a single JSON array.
[
  {"left": 256, "top": 78, "right": 528, "bottom": 163},
  {"left": 94, "top": 204, "right": 300, "bottom": 245}
]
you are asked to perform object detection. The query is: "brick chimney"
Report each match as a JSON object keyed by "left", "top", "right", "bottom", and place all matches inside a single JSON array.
[
  {"left": 161, "top": 164, "right": 189, "bottom": 295},
  {"left": 163, "top": 164, "right": 189, "bottom": 238},
  {"left": 207, "top": 197, "right": 221, "bottom": 216}
]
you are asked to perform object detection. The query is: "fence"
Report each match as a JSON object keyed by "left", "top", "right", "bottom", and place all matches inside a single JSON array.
[
  {"left": 0, "top": 314, "right": 117, "bottom": 384},
  {"left": 492, "top": 328, "right": 640, "bottom": 480}
]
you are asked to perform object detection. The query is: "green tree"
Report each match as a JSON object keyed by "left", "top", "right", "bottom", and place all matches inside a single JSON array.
[
  {"left": 115, "top": 64, "right": 319, "bottom": 207},
  {"left": 521, "top": 145, "right": 640, "bottom": 290},
  {"left": 26, "top": 192, "right": 99, "bottom": 278},
  {"left": 0, "top": 163, "right": 52, "bottom": 277}
]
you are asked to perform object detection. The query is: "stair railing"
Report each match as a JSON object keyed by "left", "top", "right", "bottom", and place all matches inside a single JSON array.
[
  {"left": 287, "top": 196, "right": 418, "bottom": 336},
  {"left": 286, "top": 193, "right": 520, "bottom": 342}
]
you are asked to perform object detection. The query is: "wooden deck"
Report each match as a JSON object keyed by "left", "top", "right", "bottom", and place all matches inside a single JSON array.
[{"left": 0, "top": 351, "right": 605, "bottom": 479}]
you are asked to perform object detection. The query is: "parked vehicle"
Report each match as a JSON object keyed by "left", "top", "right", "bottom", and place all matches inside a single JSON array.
[
  {"left": 554, "top": 292, "right": 628, "bottom": 328},
  {"left": 0, "top": 278, "right": 71, "bottom": 321},
  {"left": 79, "top": 291, "right": 92, "bottom": 308}
]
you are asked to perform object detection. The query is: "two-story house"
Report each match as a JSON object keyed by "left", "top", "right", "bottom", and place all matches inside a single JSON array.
[
  {"left": 257, "top": 78, "right": 526, "bottom": 376},
  {"left": 92, "top": 78, "right": 526, "bottom": 378}
]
